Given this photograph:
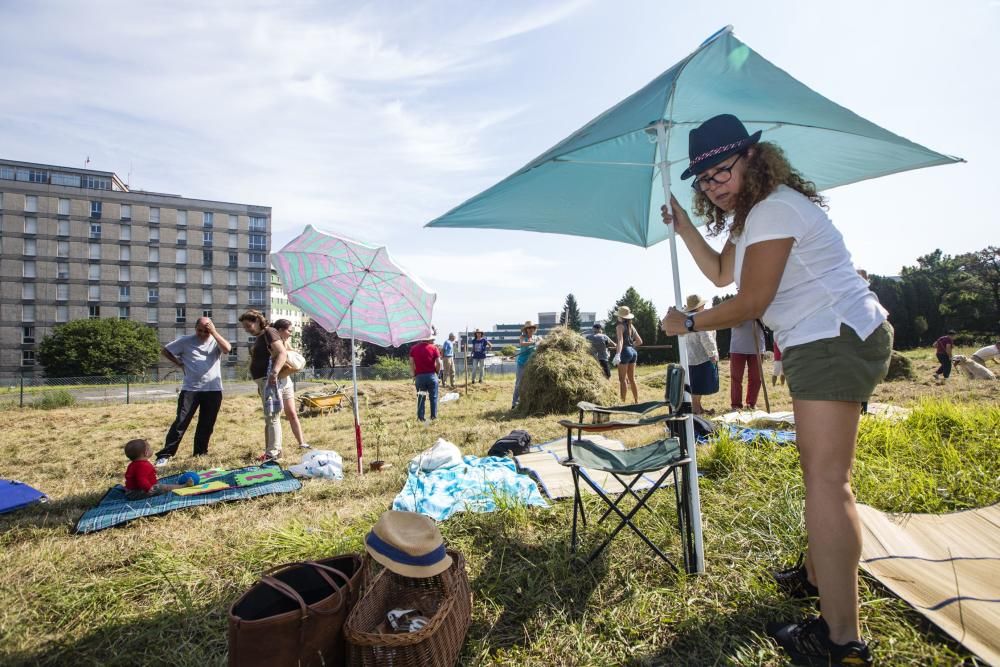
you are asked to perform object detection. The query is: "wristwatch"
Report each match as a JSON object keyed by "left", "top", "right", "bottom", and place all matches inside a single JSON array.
[{"left": 684, "top": 315, "right": 697, "bottom": 333}]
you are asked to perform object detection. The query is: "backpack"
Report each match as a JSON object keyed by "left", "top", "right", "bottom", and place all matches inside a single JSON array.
[{"left": 487, "top": 430, "right": 532, "bottom": 458}]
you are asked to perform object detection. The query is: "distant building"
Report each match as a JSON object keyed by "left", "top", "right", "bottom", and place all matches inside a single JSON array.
[
  {"left": 459, "top": 310, "right": 598, "bottom": 353},
  {"left": 0, "top": 158, "right": 271, "bottom": 377},
  {"left": 269, "top": 267, "right": 308, "bottom": 331}
]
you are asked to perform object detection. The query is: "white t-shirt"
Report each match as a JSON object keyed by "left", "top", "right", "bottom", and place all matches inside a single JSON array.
[
  {"left": 685, "top": 330, "right": 718, "bottom": 366},
  {"left": 166, "top": 335, "right": 223, "bottom": 392},
  {"left": 731, "top": 185, "right": 887, "bottom": 351}
]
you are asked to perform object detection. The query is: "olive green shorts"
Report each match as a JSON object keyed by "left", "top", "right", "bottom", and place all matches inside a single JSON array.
[{"left": 782, "top": 321, "right": 894, "bottom": 403}]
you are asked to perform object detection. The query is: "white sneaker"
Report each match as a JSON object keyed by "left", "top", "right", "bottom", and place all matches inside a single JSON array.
[
  {"left": 299, "top": 442, "right": 312, "bottom": 449},
  {"left": 154, "top": 457, "right": 170, "bottom": 468}
]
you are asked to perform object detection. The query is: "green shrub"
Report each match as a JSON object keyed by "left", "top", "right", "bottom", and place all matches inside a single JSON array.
[
  {"left": 32, "top": 390, "right": 76, "bottom": 410},
  {"left": 372, "top": 356, "right": 411, "bottom": 380}
]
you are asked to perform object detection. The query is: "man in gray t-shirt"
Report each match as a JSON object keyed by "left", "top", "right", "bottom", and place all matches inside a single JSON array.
[
  {"left": 155, "top": 317, "right": 232, "bottom": 466},
  {"left": 585, "top": 323, "right": 616, "bottom": 379}
]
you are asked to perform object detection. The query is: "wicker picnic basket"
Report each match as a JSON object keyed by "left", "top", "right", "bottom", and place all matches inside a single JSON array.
[{"left": 344, "top": 550, "right": 471, "bottom": 667}]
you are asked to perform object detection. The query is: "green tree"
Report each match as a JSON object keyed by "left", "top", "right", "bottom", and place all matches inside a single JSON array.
[
  {"left": 500, "top": 345, "right": 518, "bottom": 357},
  {"left": 560, "top": 293, "right": 582, "bottom": 331},
  {"left": 301, "top": 321, "right": 355, "bottom": 368},
  {"left": 606, "top": 287, "right": 659, "bottom": 351},
  {"left": 37, "top": 319, "right": 161, "bottom": 377}
]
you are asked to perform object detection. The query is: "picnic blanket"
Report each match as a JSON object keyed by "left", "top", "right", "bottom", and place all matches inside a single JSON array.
[
  {"left": 74, "top": 465, "right": 301, "bottom": 534},
  {"left": 858, "top": 502, "right": 1000, "bottom": 666},
  {"left": 514, "top": 436, "right": 680, "bottom": 500},
  {"left": 392, "top": 455, "right": 547, "bottom": 521},
  {"left": 698, "top": 423, "right": 797, "bottom": 445},
  {"left": 0, "top": 479, "right": 47, "bottom": 514}
]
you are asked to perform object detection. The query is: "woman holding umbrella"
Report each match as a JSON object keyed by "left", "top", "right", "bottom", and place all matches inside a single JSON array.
[{"left": 661, "top": 114, "right": 891, "bottom": 667}]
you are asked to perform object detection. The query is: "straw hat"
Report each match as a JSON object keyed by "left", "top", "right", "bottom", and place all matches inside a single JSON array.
[
  {"left": 683, "top": 294, "right": 707, "bottom": 313},
  {"left": 364, "top": 510, "right": 452, "bottom": 578},
  {"left": 473, "top": 328, "right": 484, "bottom": 336},
  {"left": 521, "top": 320, "right": 538, "bottom": 332},
  {"left": 616, "top": 306, "right": 635, "bottom": 320}
]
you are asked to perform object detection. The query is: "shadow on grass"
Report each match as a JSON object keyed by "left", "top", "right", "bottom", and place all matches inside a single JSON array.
[
  {"left": 0, "top": 491, "right": 105, "bottom": 533},
  {"left": 1, "top": 598, "right": 229, "bottom": 667}
]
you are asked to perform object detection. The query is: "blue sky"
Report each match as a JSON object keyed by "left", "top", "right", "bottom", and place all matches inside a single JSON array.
[{"left": 2, "top": 1, "right": 997, "bottom": 341}]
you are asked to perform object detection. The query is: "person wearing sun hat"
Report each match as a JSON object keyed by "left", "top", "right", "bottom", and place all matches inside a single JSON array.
[
  {"left": 681, "top": 295, "right": 719, "bottom": 415},
  {"left": 409, "top": 327, "right": 442, "bottom": 422},
  {"left": 470, "top": 328, "right": 492, "bottom": 383},
  {"left": 659, "top": 113, "right": 890, "bottom": 666},
  {"left": 365, "top": 510, "right": 453, "bottom": 578},
  {"left": 612, "top": 306, "right": 643, "bottom": 403},
  {"left": 511, "top": 320, "right": 542, "bottom": 409}
]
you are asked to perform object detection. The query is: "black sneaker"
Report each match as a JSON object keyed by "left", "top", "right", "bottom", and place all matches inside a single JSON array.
[
  {"left": 767, "top": 616, "right": 873, "bottom": 666},
  {"left": 773, "top": 553, "right": 819, "bottom": 599}
]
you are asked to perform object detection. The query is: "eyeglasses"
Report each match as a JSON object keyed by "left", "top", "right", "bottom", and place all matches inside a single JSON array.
[{"left": 691, "top": 154, "right": 743, "bottom": 192}]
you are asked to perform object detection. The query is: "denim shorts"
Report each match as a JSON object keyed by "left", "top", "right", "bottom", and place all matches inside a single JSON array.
[
  {"left": 619, "top": 346, "right": 638, "bottom": 365},
  {"left": 782, "top": 321, "right": 893, "bottom": 402}
]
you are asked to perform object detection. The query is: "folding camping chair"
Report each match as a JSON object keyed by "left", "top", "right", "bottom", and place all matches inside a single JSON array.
[{"left": 558, "top": 364, "right": 695, "bottom": 572}]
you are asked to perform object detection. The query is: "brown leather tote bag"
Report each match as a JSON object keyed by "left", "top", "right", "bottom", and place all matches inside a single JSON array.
[{"left": 228, "top": 554, "right": 364, "bottom": 667}]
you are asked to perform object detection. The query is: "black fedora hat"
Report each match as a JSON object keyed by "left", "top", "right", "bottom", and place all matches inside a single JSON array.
[{"left": 680, "top": 114, "right": 762, "bottom": 180}]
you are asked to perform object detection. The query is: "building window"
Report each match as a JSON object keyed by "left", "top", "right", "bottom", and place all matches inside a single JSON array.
[
  {"left": 23, "top": 260, "right": 36, "bottom": 278},
  {"left": 21, "top": 350, "right": 36, "bottom": 367},
  {"left": 88, "top": 285, "right": 100, "bottom": 301},
  {"left": 202, "top": 289, "right": 212, "bottom": 304},
  {"left": 228, "top": 252, "right": 238, "bottom": 268},
  {"left": 177, "top": 210, "right": 187, "bottom": 226},
  {"left": 56, "top": 305, "right": 68, "bottom": 322},
  {"left": 249, "top": 252, "right": 267, "bottom": 266},
  {"left": 203, "top": 211, "right": 213, "bottom": 227},
  {"left": 148, "top": 266, "right": 159, "bottom": 282},
  {"left": 228, "top": 292, "right": 237, "bottom": 305},
  {"left": 228, "top": 310, "right": 237, "bottom": 324},
  {"left": 57, "top": 219, "right": 70, "bottom": 236},
  {"left": 147, "top": 307, "right": 158, "bottom": 323},
  {"left": 89, "top": 243, "right": 101, "bottom": 260},
  {"left": 22, "top": 304, "right": 35, "bottom": 322},
  {"left": 248, "top": 270, "right": 267, "bottom": 287},
  {"left": 228, "top": 232, "right": 238, "bottom": 249},
  {"left": 177, "top": 229, "right": 187, "bottom": 245},
  {"left": 57, "top": 283, "right": 69, "bottom": 300},
  {"left": 90, "top": 222, "right": 102, "bottom": 239},
  {"left": 90, "top": 201, "right": 102, "bottom": 218},
  {"left": 51, "top": 172, "right": 80, "bottom": 187},
  {"left": 83, "top": 175, "right": 110, "bottom": 190},
  {"left": 150, "top": 207, "right": 160, "bottom": 223},
  {"left": 149, "top": 226, "right": 159, "bottom": 242},
  {"left": 119, "top": 305, "right": 130, "bottom": 319},
  {"left": 23, "top": 326, "right": 35, "bottom": 344},
  {"left": 249, "top": 215, "right": 267, "bottom": 232},
  {"left": 176, "top": 307, "right": 186, "bottom": 324},
  {"left": 120, "top": 246, "right": 131, "bottom": 261},
  {"left": 120, "top": 204, "right": 131, "bottom": 220},
  {"left": 120, "top": 224, "right": 131, "bottom": 241},
  {"left": 176, "top": 248, "right": 187, "bottom": 264},
  {"left": 228, "top": 214, "right": 238, "bottom": 230},
  {"left": 249, "top": 234, "right": 266, "bottom": 251},
  {"left": 176, "top": 288, "right": 186, "bottom": 303},
  {"left": 119, "top": 285, "right": 130, "bottom": 300},
  {"left": 23, "top": 238, "right": 36, "bottom": 256},
  {"left": 89, "top": 264, "right": 100, "bottom": 281},
  {"left": 202, "top": 270, "right": 213, "bottom": 285},
  {"left": 89, "top": 305, "right": 100, "bottom": 319},
  {"left": 58, "top": 198, "right": 70, "bottom": 216},
  {"left": 148, "top": 287, "right": 159, "bottom": 303},
  {"left": 176, "top": 267, "right": 187, "bottom": 282},
  {"left": 249, "top": 288, "right": 266, "bottom": 306},
  {"left": 202, "top": 249, "right": 213, "bottom": 266},
  {"left": 22, "top": 283, "right": 35, "bottom": 299},
  {"left": 25, "top": 195, "right": 38, "bottom": 212},
  {"left": 148, "top": 247, "right": 160, "bottom": 263},
  {"left": 24, "top": 217, "right": 37, "bottom": 234},
  {"left": 203, "top": 230, "right": 213, "bottom": 246},
  {"left": 57, "top": 262, "right": 69, "bottom": 279},
  {"left": 202, "top": 309, "right": 212, "bottom": 318},
  {"left": 119, "top": 266, "right": 131, "bottom": 282}
]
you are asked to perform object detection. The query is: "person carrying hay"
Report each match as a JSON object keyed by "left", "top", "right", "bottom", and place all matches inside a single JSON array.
[{"left": 511, "top": 321, "right": 541, "bottom": 409}]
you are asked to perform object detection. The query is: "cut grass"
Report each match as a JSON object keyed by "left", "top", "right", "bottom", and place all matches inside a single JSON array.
[{"left": 0, "top": 348, "right": 998, "bottom": 666}]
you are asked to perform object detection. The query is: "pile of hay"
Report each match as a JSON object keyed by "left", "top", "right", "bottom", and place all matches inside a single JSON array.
[
  {"left": 885, "top": 350, "right": 916, "bottom": 381},
  {"left": 515, "top": 327, "right": 618, "bottom": 415}
]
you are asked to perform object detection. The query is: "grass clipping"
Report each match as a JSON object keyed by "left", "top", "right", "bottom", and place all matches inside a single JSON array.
[{"left": 515, "top": 326, "right": 617, "bottom": 415}]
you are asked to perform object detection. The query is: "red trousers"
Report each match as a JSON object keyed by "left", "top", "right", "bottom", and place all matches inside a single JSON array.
[{"left": 729, "top": 353, "right": 761, "bottom": 409}]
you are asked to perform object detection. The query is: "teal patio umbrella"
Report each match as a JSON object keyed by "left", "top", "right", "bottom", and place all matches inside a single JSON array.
[{"left": 426, "top": 26, "right": 963, "bottom": 573}]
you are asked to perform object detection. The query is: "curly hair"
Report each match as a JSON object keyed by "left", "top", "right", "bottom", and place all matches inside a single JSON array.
[
  {"left": 691, "top": 142, "right": 826, "bottom": 237},
  {"left": 238, "top": 309, "right": 269, "bottom": 329}
]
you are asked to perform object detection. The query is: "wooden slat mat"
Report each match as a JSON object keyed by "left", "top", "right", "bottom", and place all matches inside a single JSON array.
[
  {"left": 857, "top": 503, "right": 1000, "bottom": 665},
  {"left": 514, "top": 436, "right": 676, "bottom": 500}
]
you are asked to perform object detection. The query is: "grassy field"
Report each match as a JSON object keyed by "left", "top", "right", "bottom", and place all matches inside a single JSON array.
[{"left": 1, "top": 347, "right": 998, "bottom": 666}]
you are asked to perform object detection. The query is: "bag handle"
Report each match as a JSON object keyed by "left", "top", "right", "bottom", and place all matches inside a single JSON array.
[
  {"left": 260, "top": 575, "right": 309, "bottom": 620},
  {"left": 261, "top": 561, "right": 354, "bottom": 615}
]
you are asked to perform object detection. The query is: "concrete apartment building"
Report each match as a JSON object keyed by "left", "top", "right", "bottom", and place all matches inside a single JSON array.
[{"left": 0, "top": 158, "right": 271, "bottom": 378}]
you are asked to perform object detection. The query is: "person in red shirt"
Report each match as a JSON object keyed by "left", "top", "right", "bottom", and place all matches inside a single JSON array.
[
  {"left": 933, "top": 330, "right": 956, "bottom": 383},
  {"left": 409, "top": 329, "right": 442, "bottom": 422},
  {"left": 124, "top": 439, "right": 193, "bottom": 500}
]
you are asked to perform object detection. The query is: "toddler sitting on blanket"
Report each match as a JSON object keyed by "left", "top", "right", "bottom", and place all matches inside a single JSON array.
[{"left": 123, "top": 439, "right": 193, "bottom": 500}]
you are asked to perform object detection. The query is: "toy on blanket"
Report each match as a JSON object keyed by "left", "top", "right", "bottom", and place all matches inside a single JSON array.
[
  {"left": 176, "top": 471, "right": 201, "bottom": 486},
  {"left": 172, "top": 480, "right": 231, "bottom": 496}
]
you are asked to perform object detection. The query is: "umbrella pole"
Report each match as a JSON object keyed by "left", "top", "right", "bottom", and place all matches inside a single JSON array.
[
  {"left": 464, "top": 325, "right": 470, "bottom": 392},
  {"left": 655, "top": 120, "right": 706, "bottom": 574},
  {"left": 350, "top": 307, "right": 363, "bottom": 475}
]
